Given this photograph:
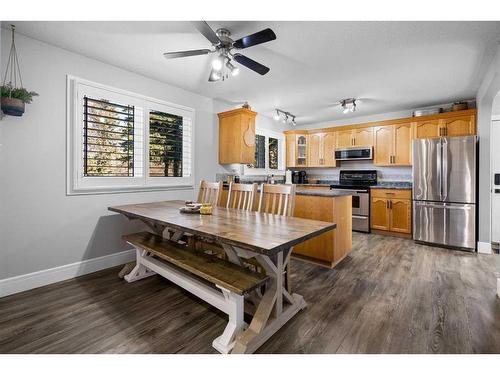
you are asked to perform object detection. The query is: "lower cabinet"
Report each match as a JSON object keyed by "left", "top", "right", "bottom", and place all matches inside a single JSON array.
[{"left": 370, "top": 189, "right": 412, "bottom": 235}]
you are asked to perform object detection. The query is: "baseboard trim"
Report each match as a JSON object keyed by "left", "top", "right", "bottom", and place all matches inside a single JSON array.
[
  {"left": 0, "top": 249, "right": 135, "bottom": 298},
  {"left": 477, "top": 241, "right": 492, "bottom": 254}
]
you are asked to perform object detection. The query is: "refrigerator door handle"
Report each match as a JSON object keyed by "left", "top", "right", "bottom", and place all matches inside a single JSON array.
[
  {"left": 437, "top": 140, "right": 442, "bottom": 200},
  {"left": 442, "top": 139, "right": 448, "bottom": 201}
]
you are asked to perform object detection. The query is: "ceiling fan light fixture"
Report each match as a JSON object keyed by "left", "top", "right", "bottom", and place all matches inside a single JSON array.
[
  {"left": 210, "top": 71, "right": 221, "bottom": 81},
  {"left": 212, "top": 56, "right": 223, "bottom": 71},
  {"left": 226, "top": 60, "right": 239, "bottom": 76}
]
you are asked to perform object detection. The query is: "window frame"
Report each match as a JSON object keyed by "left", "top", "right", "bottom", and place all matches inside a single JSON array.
[
  {"left": 243, "top": 127, "right": 285, "bottom": 176},
  {"left": 66, "top": 75, "right": 195, "bottom": 195}
]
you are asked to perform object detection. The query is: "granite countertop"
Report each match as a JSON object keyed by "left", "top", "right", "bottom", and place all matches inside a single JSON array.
[
  {"left": 296, "top": 190, "right": 352, "bottom": 197},
  {"left": 371, "top": 181, "right": 412, "bottom": 190}
]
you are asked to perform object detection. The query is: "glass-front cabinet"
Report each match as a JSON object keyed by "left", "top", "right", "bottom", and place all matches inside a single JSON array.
[{"left": 296, "top": 135, "right": 307, "bottom": 166}]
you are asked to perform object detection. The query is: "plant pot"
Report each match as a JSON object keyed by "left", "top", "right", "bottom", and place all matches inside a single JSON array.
[{"left": 1, "top": 97, "right": 25, "bottom": 116}]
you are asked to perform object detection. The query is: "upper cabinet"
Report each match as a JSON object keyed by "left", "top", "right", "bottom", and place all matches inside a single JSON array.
[
  {"left": 414, "top": 111, "right": 476, "bottom": 139},
  {"left": 308, "top": 132, "right": 336, "bottom": 167},
  {"left": 335, "top": 128, "right": 373, "bottom": 148},
  {"left": 284, "top": 109, "right": 476, "bottom": 169},
  {"left": 374, "top": 122, "right": 412, "bottom": 166},
  {"left": 218, "top": 108, "right": 257, "bottom": 164},
  {"left": 440, "top": 114, "right": 476, "bottom": 137},
  {"left": 286, "top": 132, "right": 308, "bottom": 167}
]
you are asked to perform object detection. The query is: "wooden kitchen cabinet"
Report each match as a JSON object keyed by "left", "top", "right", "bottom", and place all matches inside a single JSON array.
[
  {"left": 335, "top": 127, "right": 373, "bottom": 147},
  {"left": 374, "top": 122, "right": 412, "bottom": 166},
  {"left": 218, "top": 108, "right": 257, "bottom": 164},
  {"left": 307, "top": 131, "right": 336, "bottom": 167},
  {"left": 414, "top": 119, "right": 441, "bottom": 138},
  {"left": 353, "top": 127, "right": 374, "bottom": 146},
  {"left": 414, "top": 111, "right": 476, "bottom": 139},
  {"left": 285, "top": 132, "right": 308, "bottom": 167},
  {"left": 335, "top": 129, "right": 353, "bottom": 148},
  {"left": 440, "top": 114, "right": 476, "bottom": 137},
  {"left": 371, "top": 188, "right": 412, "bottom": 236}
]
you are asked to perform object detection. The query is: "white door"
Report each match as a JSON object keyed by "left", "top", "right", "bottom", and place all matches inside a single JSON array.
[{"left": 492, "top": 119, "right": 500, "bottom": 245}]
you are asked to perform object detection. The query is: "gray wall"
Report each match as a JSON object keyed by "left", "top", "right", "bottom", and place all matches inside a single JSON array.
[{"left": 0, "top": 33, "right": 218, "bottom": 279}]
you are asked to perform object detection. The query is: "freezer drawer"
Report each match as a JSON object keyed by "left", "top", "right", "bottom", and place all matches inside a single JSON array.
[{"left": 413, "top": 201, "right": 476, "bottom": 250}]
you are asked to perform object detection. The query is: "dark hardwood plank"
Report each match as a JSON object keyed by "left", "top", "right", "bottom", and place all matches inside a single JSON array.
[{"left": 0, "top": 232, "right": 498, "bottom": 354}]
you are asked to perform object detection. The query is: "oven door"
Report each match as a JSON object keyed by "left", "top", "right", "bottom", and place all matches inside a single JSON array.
[{"left": 330, "top": 189, "right": 369, "bottom": 216}]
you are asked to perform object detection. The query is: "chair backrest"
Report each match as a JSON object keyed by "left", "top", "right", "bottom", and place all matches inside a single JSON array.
[
  {"left": 197, "top": 180, "right": 223, "bottom": 206},
  {"left": 258, "top": 184, "right": 296, "bottom": 217},
  {"left": 227, "top": 182, "right": 258, "bottom": 211}
]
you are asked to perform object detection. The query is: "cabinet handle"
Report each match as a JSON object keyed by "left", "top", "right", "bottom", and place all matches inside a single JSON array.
[
  {"left": 386, "top": 200, "right": 390, "bottom": 209},
  {"left": 389, "top": 200, "right": 392, "bottom": 209}
]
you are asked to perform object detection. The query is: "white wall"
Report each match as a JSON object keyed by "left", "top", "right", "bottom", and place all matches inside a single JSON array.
[
  {"left": 0, "top": 33, "right": 218, "bottom": 280},
  {"left": 476, "top": 45, "right": 500, "bottom": 245}
]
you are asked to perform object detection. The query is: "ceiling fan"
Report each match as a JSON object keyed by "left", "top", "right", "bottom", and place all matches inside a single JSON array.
[{"left": 163, "top": 21, "right": 276, "bottom": 82}]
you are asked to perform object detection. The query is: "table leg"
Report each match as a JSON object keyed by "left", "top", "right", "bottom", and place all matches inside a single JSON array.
[
  {"left": 119, "top": 224, "right": 180, "bottom": 279},
  {"left": 220, "top": 245, "right": 307, "bottom": 354}
]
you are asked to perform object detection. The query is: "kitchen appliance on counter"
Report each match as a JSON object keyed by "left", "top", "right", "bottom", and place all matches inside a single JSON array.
[
  {"left": 330, "top": 170, "right": 377, "bottom": 233},
  {"left": 413, "top": 136, "right": 477, "bottom": 251},
  {"left": 292, "top": 170, "right": 308, "bottom": 184},
  {"left": 335, "top": 146, "right": 373, "bottom": 161}
]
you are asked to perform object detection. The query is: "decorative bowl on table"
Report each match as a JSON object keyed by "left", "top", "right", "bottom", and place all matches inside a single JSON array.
[
  {"left": 200, "top": 203, "right": 213, "bottom": 215},
  {"left": 179, "top": 202, "right": 202, "bottom": 214}
]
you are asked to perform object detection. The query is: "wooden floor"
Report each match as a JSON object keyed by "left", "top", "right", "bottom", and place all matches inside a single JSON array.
[{"left": 1, "top": 233, "right": 499, "bottom": 354}]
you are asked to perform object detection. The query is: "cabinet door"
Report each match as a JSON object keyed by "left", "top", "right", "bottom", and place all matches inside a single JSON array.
[
  {"left": 240, "top": 114, "right": 256, "bottom": 164},
  {"left": 308, "top": 133, "right": 322, "bottom": 167},
  {"left": 371, "top": 197, "right": 390, "bottom": 231},
  {"left": 373, "top": 126, "right": 393, "bottom": 166},
  {"left": 393, "top": 123, "right": 412, "bottom": 165},
  {"left": 336, "top": 130, "right": 353, "bottom": 148},
  {"left": 285, "top": 134, "right": 296, "bottom": 168},
  {"left": 389, "top": 199, "right": 412, "bottom": 233},
  {"left": 442, "top": 115, "right": 475, "bottom": 137},
  {"left": 323, "top": 132, "right": 336, "bottom": 167},
  {"left": 414, "top": 119, "right": 441, "bottom": 138},
  {"left": 353, "top": 128, "right": 373, "bottom": 146},
  {"left": 296, "top": 135, "right": 308, "bottom": 166}
]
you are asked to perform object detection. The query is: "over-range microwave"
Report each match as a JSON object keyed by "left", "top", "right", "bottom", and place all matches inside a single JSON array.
[{"left": 334, "top": 146, "right": 373, "bottom": 161}]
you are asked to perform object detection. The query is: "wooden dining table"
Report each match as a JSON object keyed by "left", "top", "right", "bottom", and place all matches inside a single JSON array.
[{"left": 108, "top": 200, "right": 336, "bottom": 354}]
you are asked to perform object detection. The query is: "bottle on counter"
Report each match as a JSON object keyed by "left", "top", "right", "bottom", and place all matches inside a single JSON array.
[{"left": 285, "top": 169, "right": 292, "bottom": 184}]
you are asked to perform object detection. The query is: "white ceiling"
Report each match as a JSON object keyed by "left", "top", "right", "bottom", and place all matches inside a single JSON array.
[{"left": 6, "top": 21, "right": 500, "bottom": 125}]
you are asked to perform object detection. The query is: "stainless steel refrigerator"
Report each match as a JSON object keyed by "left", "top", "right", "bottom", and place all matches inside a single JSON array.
[{"left": 412, "top": 136, "right": 477, "bottom": 251}]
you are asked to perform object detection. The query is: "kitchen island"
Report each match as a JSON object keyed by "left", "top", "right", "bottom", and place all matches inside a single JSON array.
[{"left": 219, "top": 186, "right": 352, "bottom": 268}]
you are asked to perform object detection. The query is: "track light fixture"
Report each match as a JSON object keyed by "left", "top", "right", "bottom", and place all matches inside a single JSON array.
[
  {"left": 274, "top": 109, "right": 297, "bottom": 126},
  {"left": 340, "top": 98, "right": 357, "bottom": 114}
]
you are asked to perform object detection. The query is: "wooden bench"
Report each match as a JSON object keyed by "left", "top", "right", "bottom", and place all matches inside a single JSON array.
[
  {"left": 123, "top": 232, "right": 268, "bottom": 295},
  {"left": 122, "top": 231, "right": 269, "bottom": 353}
]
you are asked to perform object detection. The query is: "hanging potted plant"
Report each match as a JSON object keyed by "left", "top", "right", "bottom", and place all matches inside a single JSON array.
[
  {"left": 1, "top": 25, "right": 38, "bottom": 117},
  {"left": 1, "top": 84, "right": 38, "bottom": 116}
]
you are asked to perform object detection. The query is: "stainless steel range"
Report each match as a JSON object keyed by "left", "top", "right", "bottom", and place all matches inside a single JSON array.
[{"left": 330, "top": 170, "right": 377, "bottom": 233}]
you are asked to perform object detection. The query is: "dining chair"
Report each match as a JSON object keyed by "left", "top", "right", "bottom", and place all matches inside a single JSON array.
[
  {"left": 226, "top": 182, "right": 258, "bottom": 211},
  {"left": 258, "top": 183, "right": 296, "bottom": 217},
  {"left": 197, "top": 180, "right": 223, "bottom": 206},
  {"left": 257, "top": 183, "right": 296, "bottom": 293}
]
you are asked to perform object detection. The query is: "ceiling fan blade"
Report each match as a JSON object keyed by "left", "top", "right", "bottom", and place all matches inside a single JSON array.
[
  {"left": 191, "top": 21, "right": 221, "bottom": 45},
  {"left": 233, "top": 54, "right": 270, "bottom": 75},
  {"left": 233, "top": 28, "right": 276, "bottom": 49},
  {"left": 163, "top": 49, "right": 212, "bottom": 59}
]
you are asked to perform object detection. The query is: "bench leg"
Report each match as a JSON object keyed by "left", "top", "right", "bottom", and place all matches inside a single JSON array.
[
  {"left": 124, "top": 248, "right": 156, "bottom": 283},
  {"left": 212, "top": 287, "right": 245, "bottom": 354}
]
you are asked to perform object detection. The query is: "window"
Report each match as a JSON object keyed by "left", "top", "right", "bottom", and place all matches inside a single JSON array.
[
  {"left": 244, "top": 128, "right": 285, "bottom": 176},
  {"left": 254, "top": 134, "right": 266, "bottom": 169},
  {"left": 67, "top": 76, "right": 194, "bottom": 195}
]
